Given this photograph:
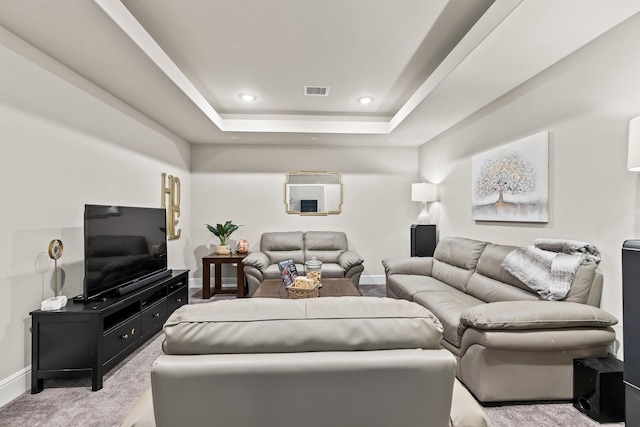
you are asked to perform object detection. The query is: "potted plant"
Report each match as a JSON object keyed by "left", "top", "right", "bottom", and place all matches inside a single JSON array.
[{"left": 206, "top": 220, "right": 241, "bottom": 255}]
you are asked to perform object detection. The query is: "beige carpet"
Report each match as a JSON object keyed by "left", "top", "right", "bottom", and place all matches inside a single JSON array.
[{"left": 0, "top": 285, "right": 624, "bottom": 426}]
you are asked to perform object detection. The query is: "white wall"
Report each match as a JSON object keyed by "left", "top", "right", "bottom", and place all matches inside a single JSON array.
[
  {"left": 418, "top": 12, "right": 640, "bottom": 357},
  {"left": 0, "top": 30, "right": 191, "bottom": 404},
  {"left": 190, "top": 144, "right": 418, "bottom": 282}
]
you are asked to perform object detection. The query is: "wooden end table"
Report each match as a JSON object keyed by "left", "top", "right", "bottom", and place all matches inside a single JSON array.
[
  {"left": 253, "top": 278, "right": 361, "bottom": 298},
  {"left": 202, "top": 253, "right": 248, "bottom": 299}
]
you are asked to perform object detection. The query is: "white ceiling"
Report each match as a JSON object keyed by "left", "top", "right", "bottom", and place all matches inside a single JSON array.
[{"left": 0, "top": 0, "right": 639, "bottom": 146}]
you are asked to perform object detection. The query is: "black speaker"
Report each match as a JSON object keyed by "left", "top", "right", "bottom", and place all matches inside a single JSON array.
[
  {"left": 573, "top": 357, "right": 624, "bottom": 423},
  {"left": 410, "top": 224, "right": 436, "bottom": 257}
]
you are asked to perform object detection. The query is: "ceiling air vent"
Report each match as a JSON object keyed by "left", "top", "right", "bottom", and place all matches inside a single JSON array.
[{"left": 304, "top": 86, "right": 329, "bottom": 96}]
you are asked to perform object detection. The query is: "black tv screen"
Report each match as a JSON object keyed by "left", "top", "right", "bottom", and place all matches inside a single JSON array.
[
  {"left": 300, "top": 199, "right": 318, "bottom": 212},
  {"left": 83, "top": 205, "right": 168, "bottom": 300}
]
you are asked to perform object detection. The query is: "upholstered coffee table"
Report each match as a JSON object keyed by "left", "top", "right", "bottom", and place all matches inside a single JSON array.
[{"left": 253, "top": 278, "right": 360, "bottom": 298}]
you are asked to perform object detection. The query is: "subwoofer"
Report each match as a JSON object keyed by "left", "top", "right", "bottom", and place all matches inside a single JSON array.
[{"left": 573, "top": 357, "right": 624, "bottom": 423}]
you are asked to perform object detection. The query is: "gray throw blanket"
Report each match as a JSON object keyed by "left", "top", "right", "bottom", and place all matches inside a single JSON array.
[{"left": 501, "top": 239, "right": 600, "bottom": 301}]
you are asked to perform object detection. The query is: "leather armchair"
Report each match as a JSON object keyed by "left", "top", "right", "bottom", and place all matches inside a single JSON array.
[{"left": 242, "top": 231, "right": 364, "bottom": 296}]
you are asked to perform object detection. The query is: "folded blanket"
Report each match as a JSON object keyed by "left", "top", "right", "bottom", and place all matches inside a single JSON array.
[
  {"left": 501, "top": 240, "right": 598, "bottom": 301},
  {"left": 534, "top": 238, "right": 601, "bottom": 263}
]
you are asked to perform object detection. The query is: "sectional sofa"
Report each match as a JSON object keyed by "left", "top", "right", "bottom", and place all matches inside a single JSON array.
[{"left": 383, "top": 237, "right": 618, "bottom": 402}]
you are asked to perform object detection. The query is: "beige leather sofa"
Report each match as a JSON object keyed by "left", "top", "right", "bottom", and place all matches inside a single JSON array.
[
  {"left": 121, "top": 297, "right": 491, "bottom": 427},
  {"left": 242, "top": 231, "right": 364, "bottom": 296},
  {"left": 383, "top": 237, "right": 618, "bottom": 403}
]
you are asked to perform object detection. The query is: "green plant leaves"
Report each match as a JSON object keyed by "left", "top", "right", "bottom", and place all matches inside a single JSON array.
[{"left": 205, "top": 221, "right": 240, "bottom": 245}]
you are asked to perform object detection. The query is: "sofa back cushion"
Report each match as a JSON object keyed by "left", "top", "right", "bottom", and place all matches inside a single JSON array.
[
  {"left": 431, "top": 237, "right": 487, "bottom": 292},
  {"left": 261, "top": 231, "right": 304, "bottom": 264},
  {"left": 304, "top": 231, "right": 347, "bottom": 263},
  {"left": 466, "top": 243, "right": 598, "bottom": 304},
  {"left": 163, "top": 297, "right": 443, "bottom": 354},
  {"left": 466, "top": 243, "right": 541, "bottom": 303}
]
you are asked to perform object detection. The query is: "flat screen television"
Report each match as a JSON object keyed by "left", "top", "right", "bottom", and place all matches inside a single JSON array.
[
  {"left": 300, "top": 199, "right": 318, "bottom": 212},
  {"left": 83, "top": 204, "right": 170, "bottom": 301}
]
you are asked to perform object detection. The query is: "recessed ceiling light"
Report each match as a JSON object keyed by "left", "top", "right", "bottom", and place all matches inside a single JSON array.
[
  {"left": 309, "top": 137, "right": 319, "bottom": 141},
  {"left": 357, "top": 96, "right": 374, "bottom": 105},
  {"left": 239, "top": 93, "right": 256, "bottom": 102}
]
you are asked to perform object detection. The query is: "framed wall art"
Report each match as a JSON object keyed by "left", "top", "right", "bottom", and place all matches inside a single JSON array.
[{"left": 471, "top": 131, "right": 549, "bottom": 222}]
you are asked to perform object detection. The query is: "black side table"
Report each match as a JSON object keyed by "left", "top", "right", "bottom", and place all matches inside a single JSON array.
[{"left": 411, "top": 224, "right": 436, "bottom": 257}]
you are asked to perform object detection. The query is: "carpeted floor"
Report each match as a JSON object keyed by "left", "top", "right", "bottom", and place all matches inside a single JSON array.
[{"left": 0, "top": 285, "right": 624, "bottom": 426}]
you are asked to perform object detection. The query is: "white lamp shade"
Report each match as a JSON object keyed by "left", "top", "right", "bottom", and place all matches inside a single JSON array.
[
  {"left": 411, "top": 182, "right": 437, "bottom": 202},
  {"left": 629, "top": 116, "right": 640, "bottom": 171}
]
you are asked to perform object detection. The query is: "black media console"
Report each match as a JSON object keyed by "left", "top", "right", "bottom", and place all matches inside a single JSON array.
[{"left": 30, "top": 269, "right": 189, "bottom": 393}]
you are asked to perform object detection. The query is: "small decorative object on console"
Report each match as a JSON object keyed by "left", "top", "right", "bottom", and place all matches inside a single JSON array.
[
  {"left": 42, "top": 239, "right": 67, "bottom": 311},
  {"left": 236, "top": 238, "right": 249, "bottom": 254}
]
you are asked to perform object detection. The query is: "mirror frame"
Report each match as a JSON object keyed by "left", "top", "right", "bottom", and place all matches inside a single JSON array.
[{"left": 284, "top": 171, "right": 343, "bottom": 216}]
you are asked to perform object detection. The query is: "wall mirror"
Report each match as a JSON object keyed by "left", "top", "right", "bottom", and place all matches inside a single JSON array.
[{"left": 285, "top": 171, "right": 343, "bottom": 215}]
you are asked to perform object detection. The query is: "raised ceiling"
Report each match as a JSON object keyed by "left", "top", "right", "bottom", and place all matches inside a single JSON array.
[{"left": 0, "top": 0, "right": 639, "bottom": 146}]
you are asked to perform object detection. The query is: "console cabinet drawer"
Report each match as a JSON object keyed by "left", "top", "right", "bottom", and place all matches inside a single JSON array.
[
  {"left": 103, "top": 315, "right": 141, "bottom": 363},
  {"left": 168, "top": 279, "right": 186, "bottom": 294},
  {"left": 168, "top": 286, "right": 188, "bottom": 314},
  {"left": 141, "top": 299, "right": 167, "bottom": 334}
]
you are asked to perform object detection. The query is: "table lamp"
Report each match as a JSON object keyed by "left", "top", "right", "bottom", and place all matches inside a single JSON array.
[{"left": 411, "top": 182, "right": 438, "bottom": 224}]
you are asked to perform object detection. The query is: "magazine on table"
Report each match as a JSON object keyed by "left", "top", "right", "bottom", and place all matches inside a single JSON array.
[{"left": 277, "top": 259, "right": 298, "bottom": 287}]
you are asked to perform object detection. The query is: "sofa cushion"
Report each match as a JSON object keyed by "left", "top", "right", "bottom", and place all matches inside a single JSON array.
[
  {"left": 320, "top": 263, "right": 346, "bottom": 278},
  {"left": 261, "top": 231, "right": 305, "bottom": 264},
  {"left": 304, "top": 231, "right": 347, "bottom": 263},
  {"left": 466, "top": 272, "right": 541, "bottom": 303},
  {"left": 460, "top": 300, "right": 618, "bottom": 331},
  {"left": 431, "top": 238, "right": 487, "bottom": 292},
  {"left": 433, "top": 237, "right": 487, "bottom": 270},
  {"left": 263, "top": 263, "right": 305, "bottom": 279},
  {"left": 475, "top": 244, "right": 531, "bottom": 291},
  {"left": 163, "top": 297, "right": 443, "bottom": 354},
  {"left": 431, "top": 260, "right": 475, "bottom": 292},
  {"left": 387, "top": 275, "right": 458, "bottom": 301},
  {"left": 413, "top": 291, "right": 484, "bottom": 348}
]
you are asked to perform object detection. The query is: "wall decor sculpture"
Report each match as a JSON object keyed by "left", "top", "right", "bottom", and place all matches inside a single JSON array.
[
  {"left": 471, "top": 131, "right": 549, "bottom": 222},
  {"left": 161, "top": 173, "right": 181, "bottom": 239}
]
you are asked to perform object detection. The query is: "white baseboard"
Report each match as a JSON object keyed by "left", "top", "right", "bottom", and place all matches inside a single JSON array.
[
  {"left": 189, "top": 275, "right": 386, "bottom": 288},
  {"left": 0, "top": 366, "right": 30, "bottom": 408}
]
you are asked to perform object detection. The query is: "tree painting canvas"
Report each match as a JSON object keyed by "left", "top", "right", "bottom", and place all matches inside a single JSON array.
[{"left": 472, "top": 131, "right": 548, "bottom": 222}]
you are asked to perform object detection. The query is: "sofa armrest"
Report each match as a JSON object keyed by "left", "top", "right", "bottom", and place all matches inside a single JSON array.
[
  {"left": 338, "top": 250, "right": 363, "bottom": 271},
  {"left": 382, "top": 257, "right": 433, "bottom": 276},
  {"left": 460, "top": 301, "right": 618, "bottom": 333},
  {"left": 120, "top": 387, "right": 156, "bottom": 427},
  {"left": 242, "top": 251, "right": 271, "bottom": 272}
]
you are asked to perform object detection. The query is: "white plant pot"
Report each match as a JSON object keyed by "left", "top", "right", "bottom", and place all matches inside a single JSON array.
[{"left": 216, "top": 245, "right": 230, "bottom": 255}]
